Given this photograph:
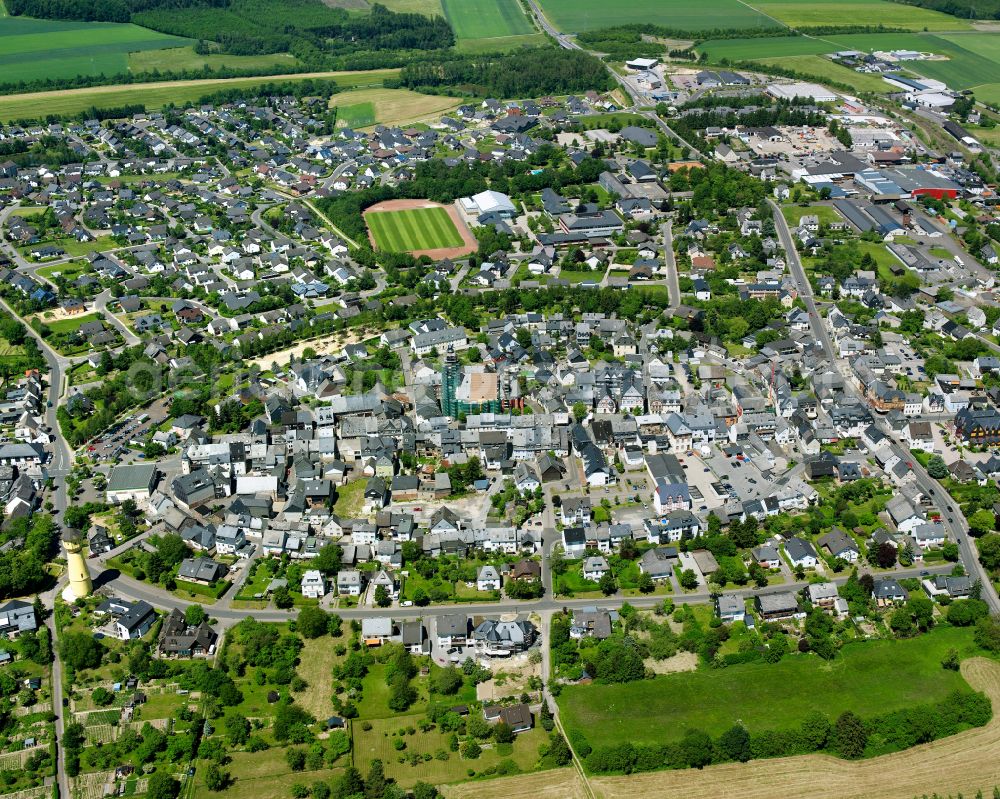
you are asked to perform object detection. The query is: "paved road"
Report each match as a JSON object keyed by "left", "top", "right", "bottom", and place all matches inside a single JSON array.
[
  {"left": 771, "top": 200, "right": 1000, "bottom": 614},
  {"left": 661, "top": 221, "right": 679, "bottom": 308}
]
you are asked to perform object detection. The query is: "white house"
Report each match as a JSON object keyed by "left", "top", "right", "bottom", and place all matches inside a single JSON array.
[
  {"left": 300, "top": 570, "right": 326, "bottom": 599},
  {"left": 582, "top": 555, "right": 610, "bottom": 582},
  {"left": 476, "top": 565, "right": 502, "bottom": 592},
  {"left": 784, "top": 537, "right": 819, "bottom": 569}
]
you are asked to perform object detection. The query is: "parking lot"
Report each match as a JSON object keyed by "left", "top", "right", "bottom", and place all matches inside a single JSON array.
[
  {"left": 701, "top": 445, "right": 773, "bottom": 505},
  {"left": 87, "top": 398, "right": 169, "bottom": 461}
]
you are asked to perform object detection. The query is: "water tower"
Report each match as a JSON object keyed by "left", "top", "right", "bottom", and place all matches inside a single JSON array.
[{"left": 61, "top": 528, "right": 93, "bottom": 603}]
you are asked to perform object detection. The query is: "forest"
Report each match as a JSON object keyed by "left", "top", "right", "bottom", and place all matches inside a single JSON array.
[
  {"left": 396, "top": 48, "right": 613, "bottom": 98},
  {"left": 5, "top": 0, "right": 221, "bottom": 23}
]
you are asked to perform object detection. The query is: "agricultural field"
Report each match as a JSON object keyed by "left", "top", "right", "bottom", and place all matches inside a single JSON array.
[
  {"left": 0, "top": 69, "right": 398, "bottom": 122},
  {"left": 0, "top": 16, "right": 188, "bottom": 84},
  {"left": 366, "top": 204, "right": 465, "bottom": 252},
  {"left": 559, "top": 626, "right": 977, "bottom": 749},
  {"left": 749, "top": 0, "right": 971, "bottom": 30},
  {"left": 128, "top": 45, "right": 299, "bottom": 75},
  {"left": 536, "top": 0, "right": 780, "bottom": 33},
  {"left": 441, "top": 0, "right": 543, "bottom": 50},
  {"left": 330, "top": 87, "right": 462, "bottom": 128}
]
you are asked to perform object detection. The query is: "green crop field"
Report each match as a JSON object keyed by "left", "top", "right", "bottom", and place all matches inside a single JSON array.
[
  {"left": 366, "top": 205, "right": 465, "bottom": 252},
  {"left": 442, "top": 0, "right": 534, "bottom": 39},
  {"left": 0, "top": 69, "right": 398, "bottom": 122},
  {"left": 0, "top": 16, "right": 188, "bottom": 84},
  {"left": 537, "top": 0, "right": 780, "bottom": 33},
  {"left": 750, "top": 0, "right": 971, "bottom": 30},
  {"left": 559, "top": 626, "right": 979, "bottom": 749}
]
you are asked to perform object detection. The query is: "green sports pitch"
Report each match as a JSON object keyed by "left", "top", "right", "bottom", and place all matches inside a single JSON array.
[{"left": 366, "top": 205, "right": 466, "bottom": 252}]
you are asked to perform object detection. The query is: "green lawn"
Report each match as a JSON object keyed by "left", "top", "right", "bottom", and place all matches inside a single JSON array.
[
  {"left": 559, "top": 626, "right": 980, "bottom": 748},
  {"left": 337, "top": 100, "right": 376, "bottom": 127},
  {"left": 537, "top": 0, "right": 780, "bottom": 31},
  {"left": 0, "top": 16, "right": 188, "bottom": 83},
  {"left": 43, "top": 311, "right": 103, "bottom": 335},
  {"left": 359, "top": 664, "right": 429, "bottom": 719},
  {"left": 352, "top": 712, "right": 549, "bottom": 787},
  {"left": 781, "top": 205, "right": 844, "bottom": 227},
  {"left": 366, "top": 205, "right": 464, "bottom": 252},
  {"left": 442, "top": 0, "right": 534, "bottom": 40}
]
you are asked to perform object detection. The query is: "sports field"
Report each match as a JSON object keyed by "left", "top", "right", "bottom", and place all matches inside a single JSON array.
[
  {"left": 0, "top": 69, "right": 398, "bottom": 122},
  {"left": 559, "top": 626, "right": 977, "bottom": 748},
  {"left": 749, "top": 0, "right": 971, "bottom": 30},
  {"left": 537, "top": 0, "right": 780, "bottom": 32},
  {"left": 366, "top": 205, "right": 465, "bottom": 252},
  {"left": 0, "top": 16, "right": 188, "bottom": 84}
]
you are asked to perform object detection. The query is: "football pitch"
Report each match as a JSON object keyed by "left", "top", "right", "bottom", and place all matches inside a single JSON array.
[{"left": 366, "top": 206, "right": 465, "bottom": 252}]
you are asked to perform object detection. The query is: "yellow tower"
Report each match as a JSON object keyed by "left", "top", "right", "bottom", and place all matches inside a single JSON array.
[{"left": 61, "top": 528, "right": 93, "bottom": 603}]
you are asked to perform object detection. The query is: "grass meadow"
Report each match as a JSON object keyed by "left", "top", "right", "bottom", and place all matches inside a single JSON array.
[
  {"left": 0, "top": 69, "right": 398, "bottom": 122},
  {"left": 366, "top": 206, "right": 464, "bottom": 252},
  {"left": 559, "top": 625, "right": 979, "bottom": 748}
]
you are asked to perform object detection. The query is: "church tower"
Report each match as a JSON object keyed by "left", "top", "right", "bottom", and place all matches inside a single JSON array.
[{"left": 61, "top": 528, "right": 93, "bottom": 603}]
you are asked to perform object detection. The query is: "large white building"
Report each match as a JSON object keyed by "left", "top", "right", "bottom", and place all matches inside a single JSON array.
[{"left": 459, "top": 190, "right": 517, "bottom": 219}]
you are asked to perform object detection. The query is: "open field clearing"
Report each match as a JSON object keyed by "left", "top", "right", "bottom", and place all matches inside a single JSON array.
[
  {"left": 560, "top": 626, "right": 977, "bottom": 747},
  {"left": 377, "top": 0, "right": 445, "bottom": 14},
  {"left": 0, "top": 68, "right": 397, "bottom": 121},
  {"left": 0, "top": 16, "right": 187, "bottom": 84},
  {"left": 537, "top": 0, "right": 780, "bottom": 32},
  {"left": 291, "top": 637, "right": 338, "bottom": 720},
  {"left": 442, "top": 0, "right": 534, "bottom": 39},
  {"left": 454, "top": 32, "right": 548, "bottom": 51},
  {"left": 128, "top": 45, "right": 298, "bottom": 74},
  {"left": 330, "top": 87, "right": 462, "bottom": 127},
  {"left": 748, "top": 0, "right": 971, "bottom": 30}
]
